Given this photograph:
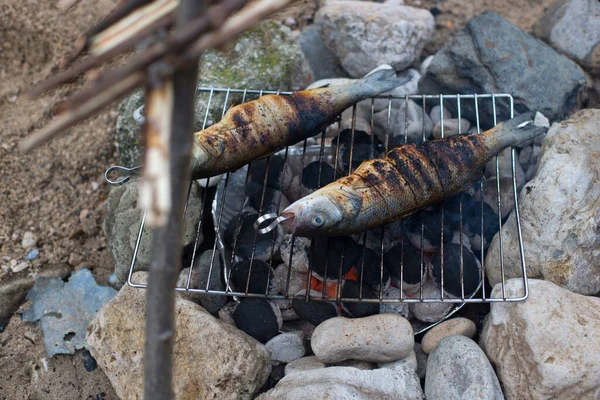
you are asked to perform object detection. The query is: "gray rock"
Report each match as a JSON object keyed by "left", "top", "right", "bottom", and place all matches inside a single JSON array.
[
  {"left": 419, "top": 11, "right": 589, "bottom": 129},
  {"left": 481, "top": 279, "right": 600, "bottom": 400},
  {"left": 409, "top": 280, "right": 454, "bottom": 323},
  {"left": 218, "top": 300, "right": 237, "bottom": 326},
  {"left": 199, "top": 20, "right": 311, "bottom": 91},
  {"left": 311, "top": 314, "right": 414, "bottom": 363},
  {"left": 373, "top": 99, "right": 434, "bottom": 145},
  {"left": 194, "top": 250, "right": 227, "bottom": 314},
  {"left": 87, "top": 272, "right": 271, "bottom": 400},
  {"left": 426, "top": 335, "right": 504, "bottom": 400},
  {"left": 280, "top": 235, "right": 311, "bottom": 273},
  {"left": 378, "top": 350, "right": 417, "bottom": 373},
  {"left": 298, "top": 24, "right": 350, "bottom": 81},
  {"left": 257, "top": 366, "right": 423, "bottom": 400},
  {"left": 284, "top": 356, "right": 326, "bottom": 376},
  {"left": 533, "top": 0, "right": 600, "bottom": 74},
  {"left": 486, "top": 110, "right": 600, "bottom": 294},
  {"left": 478, "top": 176, "right": 516, "bottom": 219},
  {"left": 103, "top": 180, "right": 203, "bottom": 283},
  {"left": 266, "top": 331, "right": 306, "bottom": 364},
  {"left": 421, "top": 317, "right": 477, "bottom": 354},
  {"left": 315, "top": 1, "right": 434, "bottom": 77},
  {"left": 272, "top": 298, "right": 300, "bottom": 321},
  {"left": 0, "top": 264, "right": 71, "bottom": 321},
  {"left": 519, "top": 145, "right": 533, "bottom": 165}
]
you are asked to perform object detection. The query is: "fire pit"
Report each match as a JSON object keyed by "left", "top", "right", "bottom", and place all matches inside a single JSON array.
[{"left": 106, "top": 86, "right": 529, "bottom": 333}]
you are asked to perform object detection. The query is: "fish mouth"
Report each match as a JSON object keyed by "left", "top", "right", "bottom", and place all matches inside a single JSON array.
[{"left": 279, "top": 211, "right": 297, "bottom": 233}]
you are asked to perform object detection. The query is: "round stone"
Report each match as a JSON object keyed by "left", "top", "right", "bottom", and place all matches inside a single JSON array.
[{"left": 421, "top": 317, "right": 477, "bottom": 354}]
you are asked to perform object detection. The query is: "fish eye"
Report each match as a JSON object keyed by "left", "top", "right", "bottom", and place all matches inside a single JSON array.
[{"left": 311, "top": 213, "right": 326, "bottom": 227}]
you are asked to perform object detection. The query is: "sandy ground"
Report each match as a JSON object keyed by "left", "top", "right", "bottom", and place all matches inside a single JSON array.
[{"left": 0, "top": 0, "right": 557, "bottom": 398}]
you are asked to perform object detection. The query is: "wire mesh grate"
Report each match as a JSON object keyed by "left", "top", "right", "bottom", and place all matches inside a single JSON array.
[{"left": 106, "top": 86, "right": 529, "bottom": 332}]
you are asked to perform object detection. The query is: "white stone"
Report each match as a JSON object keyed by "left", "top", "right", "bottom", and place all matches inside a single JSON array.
[
  {"left": 11, "top": 262, "right": 29, "bottom": 273},
  {"left": 378, "top": 350, "right": 417, "bottom": 373},
  {"left": 315, "top": 1, "right": 434, "bottom": 77},
  {"left": 409, "top": 280, "right": 453, "bottom": 323},
  {"left": 432, "top": 118, "right": 471, "bottom": 139},
  {"left": 311, "top": 314, "right": 414, "bottom": 363},
  {"left": 373, "top": 98, "right": 434, "bottom": 144},
  {"left": 429, "top": 105, "right": 451, "bottom": 125},
  {"left": 485, "top": 148, "right": 525, "bottom": 186},
  {"left": 486, "top": 110, "right": 600, "bottom": 294},
  {"left": 257, "top": 366, "right": 423, "bottom": 399},
  {"left": 87, "top": 273, "right": 271, "bottom": 399},
  {"left": 481, "top": 278, "right": 600, "bottom": 400}
]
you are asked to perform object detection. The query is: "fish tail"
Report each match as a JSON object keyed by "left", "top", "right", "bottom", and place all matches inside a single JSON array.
[
  {"left": 355, "top": 65, "right": 410, "bottom": 97},
  {"left": 492, "top": 111, "right": 549, "bottom": 149}
]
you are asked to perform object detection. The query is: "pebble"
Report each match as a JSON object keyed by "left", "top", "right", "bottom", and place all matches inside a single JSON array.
[
  {"left": 283, "top": 17, "right": 297, "bottom": 29},
  {"left": 217, "top": 301, "right": 237, "bottom": 327},
  {"left": 11, "top": 262, "right": 29, "bottom": 273},
  {"left": 266, "top": 331, "right": 306, "bottom": 364},
  {"left": 280, "top": 235, "right": 311, "bottom": 273},
  {"left": 284, "top": 356, "right": 326, "bottom": 376},
  {"left": 311, "top": 314, "right": 414, "bottom": 363},
  {"left": 25, "top": 249, "right": 39, "bottom": 261},
  {"left": 429, "top": 105, "right": 452, "bottom": 125},
  {"left": 432, "top": 118, "right": 471, "bottom": 139},
  {"left": 485, "top": 146, "right": 525, "bottom": 185},
  {"left": 421, "top": 317, "right": 477, "bottom": 354},
  {"left": 271, "top": 299, "right": 299, "bottom": 321},
  {"left": 409, "top": 280, "right": 454, "bottom": 323},
  {"left": 519, "top": 145, "right": 533, "bottom": 165},
  {"left": 425, "top": 335, "right": 504, "bottom": 400},
  {"left": 413, "top": 343, "right": 428, "bottom": 379},
  {"left": 91, "top": 181, "right": 100, "bottom": 191},
  {"left": 378, "top": 350, "right": 417, "bottom": 373},
  {"left": 21, "top": 231, "right": 38, "bottom": 249},
  {"left": 420, "top": 55, "right": 434, "bottom": 76},
  {"left": 272, "top": 264, "right": 308, "bottom": 297}
]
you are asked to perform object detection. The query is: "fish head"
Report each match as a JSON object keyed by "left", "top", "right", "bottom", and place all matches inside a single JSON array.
[{"left": 280, "top": 195, "right": 343, "bottom": 237}]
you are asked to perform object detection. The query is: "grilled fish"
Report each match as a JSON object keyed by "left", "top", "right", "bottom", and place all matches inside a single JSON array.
[
  {"left": 279, "top": 112, "right": 549, "bottom": 237},
  {"left": 191, "top": 66, "right": 408, "bottom": 179}
]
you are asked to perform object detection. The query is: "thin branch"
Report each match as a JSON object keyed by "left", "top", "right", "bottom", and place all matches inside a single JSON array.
[{"left": 87, "top": 0, "right": 155, "bottom": 37}]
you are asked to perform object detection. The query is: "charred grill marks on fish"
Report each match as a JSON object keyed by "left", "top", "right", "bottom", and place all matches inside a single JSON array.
[{"left": 280, "top": 111, "right": 550, "bottom": 237}]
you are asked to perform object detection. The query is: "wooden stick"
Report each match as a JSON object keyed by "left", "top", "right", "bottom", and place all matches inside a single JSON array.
[
  {"left": 142, "top": 0, "right": 204, "bottom": 398},
  {"left": 87, "top": 0, "right": 155, "bottom": 37}
]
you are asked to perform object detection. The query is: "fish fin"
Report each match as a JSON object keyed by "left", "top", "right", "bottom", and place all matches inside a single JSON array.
[{"left": 359, "top": 65, "right": 411, "bottom": 96}]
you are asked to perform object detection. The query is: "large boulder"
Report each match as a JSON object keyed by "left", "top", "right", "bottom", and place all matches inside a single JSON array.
[
  {"left": 486, "top": 109, "right": 600, "bottom": 295},
  {"left": 314, "top": 0, "right": 434, "bottom": 77},
  {"left": 103, "top": 180, "right": 203, "bottom": 284},
  {"left": 419, "top": 11, "right": 590, "bottom": 129},
  {"left": 533, "top": 0, "right": 600, "bottom": 74},
  {"left": 87, "top": 272, "right": 271, "bottom": 400},
  {"left": 480, "top": 279, "right": 600, "bottom": 400}
]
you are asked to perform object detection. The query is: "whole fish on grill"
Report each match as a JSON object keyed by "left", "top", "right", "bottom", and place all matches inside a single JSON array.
[
  {"left": 191, "top": 66, "right": 408, "bottom": 179},
  {"left": 278, "top": 112, "right": 549, "bottom": 237}
]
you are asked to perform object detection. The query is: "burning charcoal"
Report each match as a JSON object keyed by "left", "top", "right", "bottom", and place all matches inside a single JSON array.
[
  {"left": 404, "top": 206, "right": 456, "bottom": 252},
  {"left": 443, "top": 193, "right": 476, "bottom": 229},
  {"left": 385, "top": 241, "right": 425, "bottom": 295},
  {"left": 355, "top": 248, "right": 390, "bottom": 292},
  {"left": 225, "top": 211, "right": 280, "bottom": 261},
  {"left": 250, "top": 155, "right": 293, "bottom": 191},
  {"left": 353, "top": 227, "right": 395, "bottom": 255},
  {"left": 272, "top": 299, "right": 299, "bottom": 321},
  {"left": 300, "top": 161, "right": 337, "bottom": 195},
  {"left": 233, "top": 298, "right": 282, "bottom": 343},
  {"left": 409, "top": 280, "right": 454, "bottom": 323},
  {"left": 280, "top": 235, "right": 311, "bottom": 273},
  {"left": 340, "top": 280, "right": 380, "bottom": 318},
  {"left": 431, "top": 244, "right": 482, "bottom": 297},
  {"left": 292, "top": 290, "right": 340, "bottom": 326},
  {"left": 245, "top": 182, "right": 290, "bottom": 215},
  {"left": 311, "top": 236, "right": 361, "bottom": 280},
  {"left": 272, "top": 264, "right": 308, "bottom": 297},
  {"left": 379, "top": 287, "right": 410, "bottom": 318},
  {"left": 230, "top": 260, "right": 273, "bottom": 294},
  {"left": 332, "top": 129, "right": 380, "bottom": 174},
  {"left": 465, "top": 201, "right": 500, "bottom": 252}
]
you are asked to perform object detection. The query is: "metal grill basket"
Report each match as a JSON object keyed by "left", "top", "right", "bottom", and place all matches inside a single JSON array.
[{"left": 106, "top": 86, "right": 529, "bottom": 334}]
